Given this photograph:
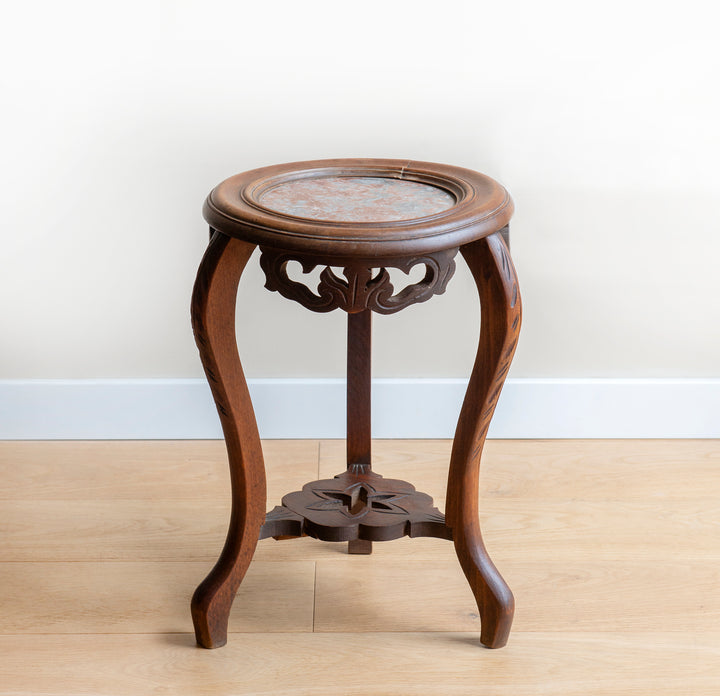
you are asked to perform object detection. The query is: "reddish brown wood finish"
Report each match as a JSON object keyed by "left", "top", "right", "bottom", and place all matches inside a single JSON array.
[
  {"left": 446, "top": 232, "right": 522, "bottom": 648},
  {"left": 347, "top": 539, "right": 373, "bottom": 554},
  {"left": 259, "top": 247, "right": 457, "bottom": 314},
  {"left": 347, "top": 309, "right": 372, "bottom": 468},
  {"left": 347, "top": 309, "right": 373, "bottom": 554},
  {"left": 204, "top": 159, "right": 513, "bottom": 258},
  {"left": 192, "top": 159, "right": 520, "bottom": 650},
  {"left": 262, "top": 467, "right": 450, "bottom": 543},
  {"left": 190, "top": 231, "right": 266, "bottom": 648}
]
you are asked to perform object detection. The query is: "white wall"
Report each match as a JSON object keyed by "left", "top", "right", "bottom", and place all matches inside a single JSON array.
[{"left": 1, "top": 0, "right": 718, "bottom": 389}]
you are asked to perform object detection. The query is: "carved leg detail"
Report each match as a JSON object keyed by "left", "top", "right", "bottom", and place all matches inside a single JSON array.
[
  {"left": 190, "top": 231, "right": 266, "bottom": 648},
  {"left": 446, "top": 230, "right": 521, "bottom": 648}
]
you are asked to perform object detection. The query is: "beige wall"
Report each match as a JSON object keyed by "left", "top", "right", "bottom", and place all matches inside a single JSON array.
[{"left": 2, "top": 0, "right": 718, "bottom": 380}]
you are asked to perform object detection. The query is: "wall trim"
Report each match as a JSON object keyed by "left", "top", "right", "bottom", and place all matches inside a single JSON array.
[{"left": 0, "top": 378, "right": 718, "bottom": 440}]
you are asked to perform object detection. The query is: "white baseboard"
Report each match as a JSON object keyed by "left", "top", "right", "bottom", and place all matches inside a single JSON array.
[{"left": 0, "top": 378, "right": 718, "bottom": 440}]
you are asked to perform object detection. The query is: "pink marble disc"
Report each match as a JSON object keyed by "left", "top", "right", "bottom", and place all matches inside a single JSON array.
[{"left": 257, "top": 176, "right": 456, "bottom": 222}]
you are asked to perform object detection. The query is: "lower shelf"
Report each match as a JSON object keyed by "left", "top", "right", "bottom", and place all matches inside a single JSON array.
[{"left": 259, "top": 464, "right": 452, "bottom": 542}]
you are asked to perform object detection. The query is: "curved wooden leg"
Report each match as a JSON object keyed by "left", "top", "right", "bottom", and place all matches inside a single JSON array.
[
  {"left": 446, "top": 230, "right": 521, "bottom": 648},
  {"left": 190, "top": 231, "right": 266, "bottom": 648}
]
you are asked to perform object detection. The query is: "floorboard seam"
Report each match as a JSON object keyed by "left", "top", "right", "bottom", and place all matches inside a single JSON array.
[{"left": 312, "top": 561, "right": 317, "bottom": 633}]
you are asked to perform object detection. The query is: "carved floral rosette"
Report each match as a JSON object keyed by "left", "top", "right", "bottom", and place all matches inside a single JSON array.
[
  {"left": 259, "top": 468, "right": 452, "bottom": 543},
  {"left": 259, "top": 246, "right": 458, "bottom": 314}
]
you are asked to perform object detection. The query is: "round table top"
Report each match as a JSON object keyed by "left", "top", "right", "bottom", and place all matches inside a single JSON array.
[{"left": 203, "top": 159, "right": 513, "bottom": 258}]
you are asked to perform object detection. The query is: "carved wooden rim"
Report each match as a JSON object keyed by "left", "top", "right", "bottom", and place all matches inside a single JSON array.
[{"left": 203, "top": 158, "right": 513, "bottom": 258}]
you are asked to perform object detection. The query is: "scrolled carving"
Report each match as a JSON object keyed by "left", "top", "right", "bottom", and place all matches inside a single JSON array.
[{"left": 259, "top": 247, "right": 458, "bottom": 314}]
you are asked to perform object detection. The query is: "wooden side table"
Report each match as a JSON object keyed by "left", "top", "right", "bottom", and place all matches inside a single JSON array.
[{"left": 190, "top": 159, "right": 521, "bottom": 649}]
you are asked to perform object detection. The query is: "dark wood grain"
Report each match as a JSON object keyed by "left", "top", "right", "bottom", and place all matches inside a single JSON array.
[
  {"left": 445, "top": 229, "right": 521, "bottom": 648},
  {"left": 189, "top": 231, "right": 267, "bottom": 648}
]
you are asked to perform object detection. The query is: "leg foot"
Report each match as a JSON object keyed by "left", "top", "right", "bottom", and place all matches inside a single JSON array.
[
  {"left": 454, "top": 526, "right": 514, "bottom": 648},
  {"left": 191, "top": 582, "right": 230, "bottom": 648}
]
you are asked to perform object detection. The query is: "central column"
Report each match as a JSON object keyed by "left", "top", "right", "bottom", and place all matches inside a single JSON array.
[{"left": 346, "top": 308, "right": 373, "bottom": 554}]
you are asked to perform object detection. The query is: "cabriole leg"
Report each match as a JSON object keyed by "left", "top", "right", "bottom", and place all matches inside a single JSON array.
[
  {"left": 445, "top": 230, "right": 521, "bottom": 648},
  {"left": 190, "top": 231, "right": 267, "bottom": 648}
]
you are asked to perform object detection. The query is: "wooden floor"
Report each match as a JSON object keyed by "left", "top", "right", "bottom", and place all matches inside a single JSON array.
[{"left": 1, "top": 439, "right": 718, "bottom": 695}]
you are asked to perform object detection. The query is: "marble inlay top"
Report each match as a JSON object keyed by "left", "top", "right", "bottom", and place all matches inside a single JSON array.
[{"left": 257, "top": 176, "right": 456, "bottom": 222}]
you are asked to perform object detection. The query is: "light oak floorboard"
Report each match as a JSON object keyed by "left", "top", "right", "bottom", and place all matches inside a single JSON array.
[
  {"left": 0, "top": 440, "right": 319, "bottom": 500},
  {"left": 320, "top": 438, "right": 720, "bottom": 500},
  {"left": 0, "top": 633, "right": 717, "bottom": 696},
  {"left": 314, "top": 558, "right": 720, "bottom": 633},
  {"left": 1, "top": 439, "right": 719, "bottom": 695},
  {"left": 0, "top": 561, "right": 315, "bottom": 634},
  {"left": 3, "top": 497, "right": 716, "bottom": 562}
]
